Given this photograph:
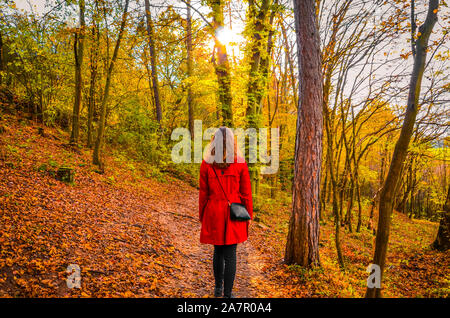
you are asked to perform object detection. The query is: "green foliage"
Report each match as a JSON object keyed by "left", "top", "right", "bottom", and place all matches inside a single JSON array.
[
  {"left": 109, "top": 99, "right": 164, "bottom": 164},
  {"left": 278, "top": 158, "right": 294, "bottom": 190},
  {"left": 48, "top": 159, "right": 58, "bottom": 168},
  {"left": 37, "top": 163, "right": 48, "bottom": 172},
  {"left": 6, "top": 144, "right": 18, "bottom": 154}
]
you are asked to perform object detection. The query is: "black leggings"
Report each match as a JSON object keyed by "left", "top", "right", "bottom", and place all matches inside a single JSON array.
[{"left": 213, "top": 244, "right": 237, "bottom": 297}]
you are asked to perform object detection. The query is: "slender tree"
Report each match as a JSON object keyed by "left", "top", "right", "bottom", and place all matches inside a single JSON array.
[
  {"left": 186, "top": 0, "right": 194, "bottom": 136},
  {"left": 93, "top": 0, "right": 130, "bottom": 167},
  {"left": 432, "top": 186, "right": 450, "bottom": 251},
  {"left": 285, "top": 0, "right": 323, "bottom": 267},
  {"left": 144, "top": 0, "right": 162, "bottom": 123},
  {"left": 87, "top": 0, "right": 100, "bottom": 148},
  {"left": 365, "top": 0, "right": 439, "bottom": 298},
  {"left": 69, "top": 0, "right": 86, "bottom": 145}
]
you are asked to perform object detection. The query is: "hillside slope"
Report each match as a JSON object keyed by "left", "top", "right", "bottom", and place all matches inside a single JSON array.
[{"left": 0, "top": 113, "right": 448, "bottom": 298}]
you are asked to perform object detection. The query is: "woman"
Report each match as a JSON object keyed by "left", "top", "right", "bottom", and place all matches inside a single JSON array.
[{"left": 199, "top": 127, "right": 253, "bottom": 298}]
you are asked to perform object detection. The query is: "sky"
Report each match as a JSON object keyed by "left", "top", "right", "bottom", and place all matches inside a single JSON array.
[{"left": 14, "top": 0, "right": 47, "bottom": 15}]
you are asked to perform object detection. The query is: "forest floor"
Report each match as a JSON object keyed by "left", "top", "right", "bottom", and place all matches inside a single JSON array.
[{"left": 0, "top": 112, "right": 448, "bottom": 298}]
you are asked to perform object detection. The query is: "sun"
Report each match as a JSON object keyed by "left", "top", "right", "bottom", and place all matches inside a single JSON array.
[{"left": 215, "top": 27, "right": 243, "bottom": 47}]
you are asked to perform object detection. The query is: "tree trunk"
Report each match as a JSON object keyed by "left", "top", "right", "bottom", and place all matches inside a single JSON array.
[
  {"left": 320, "top": 162, "right": 328, "bottom": 222},
  {"left": 70, "top": 0, "right": 86, "bottom": 145},
  {"left": 323, "top": 59, "right": 343, "bottom": 267},
  {"left": 365, "top": 0, "right": 438, "bottom": 298},
  {"left": 245, "top": 0, "right": 271, "bottom": 123},
  {"left": 186, "top": 0, "right": 194, "bottom": 137},
  {"left": 280, "top": 17, "right": 298, "bottom": 108},
  {"left": 355, "top": 176, "right": 363, "bottom": 232},
  {"left": 432, "top": 187, "right": 450, "bottom": 251},
  {"left": 345, "top": 179, "right": 354, "bottom": 233},
  {"left": 285, "top": 0, "right": 322, "bottom": 267},
  {"left": 87, "top": 13, "right": 99, "bottom": 148},
  {"left": 245, "top": 0, "right": 276, "bottom": 209},
  {"left": 144, "top": 0, "right": 162, "bottom": 123},
  {"left": 210, "top": 0, "right": 233, "bottom": 126},
  {"left": 0, "top": 32, "right": 4, "bottom": 85},
  {"left": 93, "top": 0, "right": 129, "bottom": 167}
]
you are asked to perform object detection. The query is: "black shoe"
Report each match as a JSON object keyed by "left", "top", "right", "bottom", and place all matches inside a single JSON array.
[
  {"left": 214, "top": 287, "right": 223, "bottom": 297},
  {"left": 223, "top": 293, "right": 234, "bottom": 298}
]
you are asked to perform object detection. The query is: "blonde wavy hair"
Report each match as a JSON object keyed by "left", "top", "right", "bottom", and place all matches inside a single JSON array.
[{"left": 203, "top": 127, "right": 243, "bottom": 166}]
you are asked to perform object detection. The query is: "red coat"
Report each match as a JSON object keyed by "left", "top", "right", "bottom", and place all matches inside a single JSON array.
[{"left": 199, "top": 158, "right": 253, "bottom": 245}]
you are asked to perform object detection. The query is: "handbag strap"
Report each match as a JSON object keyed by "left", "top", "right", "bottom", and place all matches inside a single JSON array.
[{"left": 211, "top": 166, "right": 231, "bottom": 206}]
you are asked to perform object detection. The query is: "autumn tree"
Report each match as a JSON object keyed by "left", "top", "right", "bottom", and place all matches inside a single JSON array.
[
  {"left": 144, "top": 0, "right": 162, "bottom": 123},
  {"left": 365, "top": 0, "right": 439, "bottom": 298},
  {"left": 244, "top": 0, "right": 278, "bottom": 205},
  {"left": 432, "top": 186, "right": 450, "bottom": 251},
  {"left": 186, "top": 0, "right": 194, "bottom": 137},
  {"left": 285, "top": 0, "right": 323, "bottom": 267},
  {"left": 87, "top": 0, "right": 100, "bottom": 148},
  {"left": 69, "top": 0, "right": 86, "bottom": 145},
  {"left": 93, "top": 0, "right": 130, "bottom": 167},
  {"left": 209, "top": 0, "right": 233, "bottom": 126}
]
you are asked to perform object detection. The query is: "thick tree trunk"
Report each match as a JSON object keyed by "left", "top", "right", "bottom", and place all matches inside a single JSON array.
[
  {"left": 246, "top": 0, "right": 270, "bottom": 124},
  {"left": 210, "top": 0, "right": 233, "bottom": 126},
  {"left": 365, "top": 0, "right": 438, "bottom": 298},
  {"left": 256, "top": 4, "right": 276, "bottom": 110},
  {"left": 245, "top": 0, "right": 276, "bottom": 208},
  {"left": 144, "top": 0, "right": 162, "bottom": 123},
  {"left": 70, "top": 0, "right": 86, "bottom": 145},
  {"left": 432, "top": 187, "right": 450, "bottom": 251},
  {"left": 93, "top": 0, "right": 129, "bottom": 167},
  {"left": 285, "top": 0, "right": 322, "bottom": 267}
]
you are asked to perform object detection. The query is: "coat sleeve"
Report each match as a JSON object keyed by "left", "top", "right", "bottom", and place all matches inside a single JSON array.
[
  {"left": 239, "top": 162, "right": 253, "bottom": 220},
  {"left": 199, "top": 161, "right": 209, "bottom": 222}
]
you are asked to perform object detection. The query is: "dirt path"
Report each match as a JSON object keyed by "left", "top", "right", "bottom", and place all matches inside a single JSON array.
[
  {"left": 145, "top": 180, "right": 268, "bottom": 298},
  {"left": 0, "top": 116, "right": 272, "bottom": 298}
]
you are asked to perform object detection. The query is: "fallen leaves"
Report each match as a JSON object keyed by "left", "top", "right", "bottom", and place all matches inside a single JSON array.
[
  {"left": 0, "top": 114, "right": 448, "bottom": 298},
  {"left": 0, "top": 116, "right": 178, "bottom": 297}
]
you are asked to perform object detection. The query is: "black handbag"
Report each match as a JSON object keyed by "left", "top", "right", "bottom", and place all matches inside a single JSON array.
[{"left": 212, "top": 167, "right": 251, "bottom": 222}]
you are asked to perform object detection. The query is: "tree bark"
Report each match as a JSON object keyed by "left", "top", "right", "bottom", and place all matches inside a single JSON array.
[
  {"left": 87, "top": 7, "right": 100, "bottom": 148},
  {"left": 246, "top": 0, "right": 270, "bottom": 125},
  {"left": 432, "top": 187, "right": 450, "bottom": 251},
  {"left": 93, "top": 0, "right": 129, "bottom": 167},
  {"left": 186, "top": 0, "right": 194, "bottom": 137},
  {"left": 365, "top": 0, "right": 438, "bottom": 298},
  {"left": 70, "top": 0, "right": 86, "bottom": 145},
  {"left": 144, "top": 0, "right": 162, "bottom": 123},
  {"left": 210, "top": 0, "right": 233, "bottom": 126},
  {"left": 285, "top": 0, "right": 322, "bottom": 267},
  {"left": 245, "top": 0, "right": 277, "bottom": 208}
]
